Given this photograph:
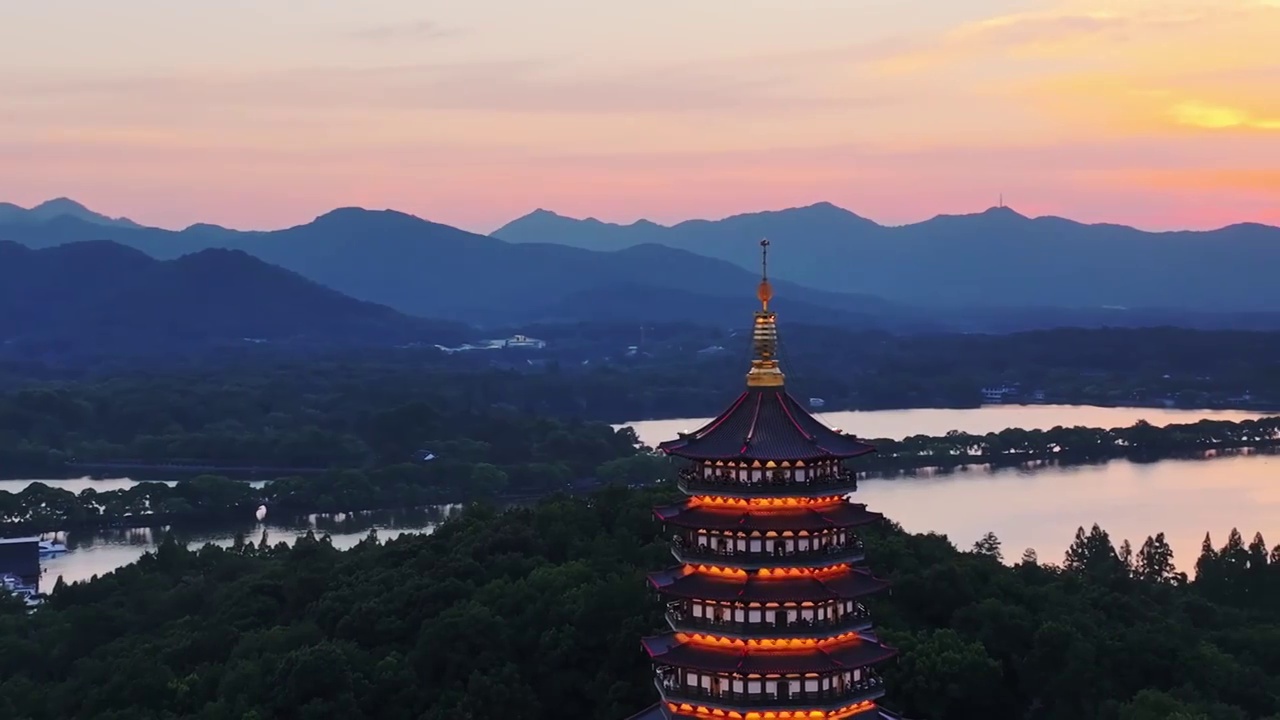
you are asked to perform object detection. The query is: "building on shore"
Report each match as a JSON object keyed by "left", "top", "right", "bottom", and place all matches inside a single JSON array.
[
  {"left": 0, "top": 537, "right": 40, "bottom": 584},
  {"left": 629, "top": 239, "right": 905, "bottom": 720},
  {"left": 432, "top": 334, "right": 547, "bottom": 353}
]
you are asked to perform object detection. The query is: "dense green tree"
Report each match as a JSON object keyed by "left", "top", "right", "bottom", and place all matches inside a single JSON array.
[
  {"left": 1, "top": 488, "right": 1279, "bottom": 719},
  {"left": 1119, "top": 539, "right": 1136, "bottom": 573},
  {"left": 890, "top": 629, "right": 1010, "bottom": 719},
  {"left": 1136, "top": 532, "right": 1182, "bottom": 584},
  {"left": 596, "top": 454, "right": 674, "bottom": 486},
  {"left": 1117, "top": 690, "right": 1214, "bottom": 720},
  {"left": 972, "top": 532, "right": 1003, "bottom": 561},
  {"left": 1064, "top": 523, "right": 1124, "bottom": 580}
]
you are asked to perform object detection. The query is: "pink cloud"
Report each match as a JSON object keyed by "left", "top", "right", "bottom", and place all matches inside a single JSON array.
[{"left": 5, "top": 132, "right": 1278, "bottom": 234}]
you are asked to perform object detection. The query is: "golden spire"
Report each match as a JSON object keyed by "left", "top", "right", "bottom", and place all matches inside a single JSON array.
[
  {"left": 757, "top": 237, "right": 773, "bottom": 310},
  {"left": 746, "top": 238, "right": 785, "bottom": 387}
]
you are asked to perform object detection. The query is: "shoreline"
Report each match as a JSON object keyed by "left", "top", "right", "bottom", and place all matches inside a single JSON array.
[
  {"left": 613, "top": 400, "right": 1280, "bottom": 427},
  {"left": 5, "top": 404, "right": 1275, "bottom": 482},
  {"left": 6, "top": 444, "right": 1278, "bottom": 536}
]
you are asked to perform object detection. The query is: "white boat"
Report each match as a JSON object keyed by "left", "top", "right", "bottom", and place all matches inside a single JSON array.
[
  {"left": 38, "top": 540, "right": 67, "bottom": 555},
  {"left": 11, "top": 586, "right": 42, "bottom": 608},
  {"left": 1, "top": 573, "right": 43, "bottom": 609}
]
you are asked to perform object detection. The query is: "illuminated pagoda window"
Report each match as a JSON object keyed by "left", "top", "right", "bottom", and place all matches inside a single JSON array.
[{"left": 625, "top": 239, "right": 907, "bottom": 720}]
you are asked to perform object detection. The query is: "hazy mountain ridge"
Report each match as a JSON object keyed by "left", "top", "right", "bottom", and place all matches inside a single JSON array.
[
  {"left": 494, "top": 203, "right": 1280, "bottom": 312},
  {"left": 0, "top": 198, "right": 144, "bottom": 229},
  {"left": 9, "top": 198, "right": 1280, "bottom": 331},
  {"left": 0, "top": 240, "right": 469, "bottom": 355},
  {"left": 0, "top": 204, "right": 906, "bottom": 328}
]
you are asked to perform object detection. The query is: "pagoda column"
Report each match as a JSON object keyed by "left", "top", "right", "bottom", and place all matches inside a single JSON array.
[{"left": 639, "top": 239, "right": 902, "bottom": 720}]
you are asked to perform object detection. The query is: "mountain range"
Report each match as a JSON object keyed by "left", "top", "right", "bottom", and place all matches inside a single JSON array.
[
  {"left": 0, "top": 198, "right": 143, "bottom": 229},
  {"left": 5, "top": 199, "right": 1280, "bottom": 333},
  {"left": 0, "top": 205, "right": 911, "bottom": 330},
  {"left": 0, "top": 240, "right": 468, "bottom": 355},
  {"left": 494, "top": 203, "right": 1280, "bottom": 312}
]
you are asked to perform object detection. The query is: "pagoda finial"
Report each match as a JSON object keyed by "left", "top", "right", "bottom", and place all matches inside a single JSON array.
[
  {"left": 746, "top": 238, "right": 784, "bottom": 388},
  {"left": 757, "top": 238, "right": 773, "bottom": 310}
]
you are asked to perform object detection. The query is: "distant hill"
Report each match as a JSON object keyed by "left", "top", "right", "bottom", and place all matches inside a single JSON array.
[
  {"left": 12, "top": 198, "right": 1280, "bottom": 331},
  {"left": 0, "top": 240, "right": 469, "bottom": 355},
  {"left": 0, "top": 198, "right": 144, "bottom": 229},
  {"left": 0, "top": 205, "right": 910, "bottom": 329},
  {"left": 494, "top": 203, "right": 1280, "bottom": 313}
]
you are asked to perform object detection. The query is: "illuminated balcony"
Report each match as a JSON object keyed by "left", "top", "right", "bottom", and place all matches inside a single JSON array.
[
  {"left": 678, "top": 467, "right": 859, "bottom": 499},
  {"left": 654, "top": 669, "right": 886, "bottom": 714},
  {"left": 671, "top": 536, "right": 866, "bottom": 570},
  {"left": 665, "top": 601, "right": 874, "bottom": 639}
]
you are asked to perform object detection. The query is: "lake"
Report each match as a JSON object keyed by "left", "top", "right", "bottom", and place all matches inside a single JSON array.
[
  {"left": 36, "top": 505, "right": 461, "bottom": 586},
  {"left": 619, "top": 403, "right": 1269, "bottom": 447},
  {"left": 8, "top": 405, "right": 1277, "bottom": 587},
  {"left": 857, "top": 450, "right": 1279, "bottom": 567},
  {"left": 5, "top": 477, "right": 270, "bottom": 493}
]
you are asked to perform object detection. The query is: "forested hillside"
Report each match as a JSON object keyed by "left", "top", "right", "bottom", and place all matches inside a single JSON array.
[{"left": 1, "top": 490, "right": 1278, "bottom": 719}]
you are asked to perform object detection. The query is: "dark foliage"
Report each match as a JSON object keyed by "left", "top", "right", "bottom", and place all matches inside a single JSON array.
[
  {"left": 2, "top": 490, "right": 1279, "bottom": 719},
  {"left": 4, "top": 323, "right": 1280, "bottom": 431},
  {"left": 0, "top": 379, "right": 643, "bottom": 532}
]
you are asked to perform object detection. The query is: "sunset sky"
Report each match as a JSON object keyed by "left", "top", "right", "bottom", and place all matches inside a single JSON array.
[{"left": 3, "top": 0, "right": 1279, "bottom": 232}]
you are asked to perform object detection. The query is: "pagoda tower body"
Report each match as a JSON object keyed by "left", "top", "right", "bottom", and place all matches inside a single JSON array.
[{"left": 639, "top": 239, "right": 900, "bottom": 720}]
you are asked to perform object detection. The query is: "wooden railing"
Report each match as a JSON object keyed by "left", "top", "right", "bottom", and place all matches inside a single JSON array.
[
  {"left": 672, "top": 536, "right": 865, "bottom": 564},
  {"left": 655, "top": 673, "right": 885, "bottom": 708},
  {"left": 678, "top": 467, "right": 858, "bottom": 495},
  {"left": 666, "top": 603, "right": 873, "bottom": 636}
]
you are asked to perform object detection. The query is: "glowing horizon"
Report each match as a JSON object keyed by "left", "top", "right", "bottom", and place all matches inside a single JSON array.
[{"left": 4, "top": 0, "right": 1279, "bottom": 234}]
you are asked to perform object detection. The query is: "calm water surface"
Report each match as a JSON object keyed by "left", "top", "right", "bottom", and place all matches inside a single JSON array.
[
  {"left": 11, "top": 406, "right": 1277, "bottom": 586},
  {"left": 624, "top": 405, "right": 1278, "bottom": 570},
  {"left": 24, "top": 454, "right": 1279, "bottom": 586},
  {"left": 34, "top": 505, "right": 461, "bottom": 587},
  {"left": 858, "top": 452, "right": 1280, "bottom": 567},
  {"left": 620, "top": 404, "right": 1268, "bottom": 446},
  {"left": 5, "top": 477, "right": 269, "bottom": 493}
]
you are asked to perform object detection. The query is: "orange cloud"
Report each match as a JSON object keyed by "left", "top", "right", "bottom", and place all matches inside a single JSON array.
[
  {"left": 1169, "top": 102, "right": 1280, "bottom": 130},
  {"left": 870, "top": 4, "right": 1199, "bottom": 73},
  {"left": 1128, "top": 168, "right": 1280, "bottom": 193},
  {"left": 869, "top": 0, "right": 1280, "bottom": 138},
  {"left": 4, "top": 0, "right": 1279, "bottom": 233}
]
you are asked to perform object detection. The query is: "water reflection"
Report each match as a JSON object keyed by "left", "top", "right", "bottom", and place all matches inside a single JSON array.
[
  {"left": 858, "top": 451, "right": 1280, "bottom": 571},
  {"left": 13, "top": 402, "right": 1280, "bottom": 587},
  {"left": 1, "top": 476, "right": 268, "bottom": 493},
  {"left": 39, "top": 505, "right": 462, "bottom": 587},
  {"left": 858, "top": 446, "right": 1273, "bottom": 481},
  {"left": 621, "top": 404, "right": 1268, "bottom": 447},
  {"left": 32, "top": 452, "right": 1280, "bottom": 585}
]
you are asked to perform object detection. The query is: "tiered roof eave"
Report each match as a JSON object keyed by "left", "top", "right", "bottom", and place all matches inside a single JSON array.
[
  {"left": 642, "top": 633, "right": 899, "bottom": 674},
  {"left": 654, "top": 499, "right": 884, "bottom": 532},
  {"left": 647, "top": 565, "right": 892, "bottom": 603},
  {"left": 634, "top": 239, "right": 910, "bottom": 720},
  {"left": 657, "top": 387, "right": 876, "bottom": 463}
]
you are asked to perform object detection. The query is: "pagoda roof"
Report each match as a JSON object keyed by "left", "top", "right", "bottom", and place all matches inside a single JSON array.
[
  {"left": 656, "top": 388, "right": 875, "bottom": 462},
  {"left": 654, "top": 500, "right": 883, "bottom": 533},
  {"left": 648, "top": 566, "right": 890, "bottom": 603},
  {"left": 642, "top": 634, "right": 898, "bottom": 674}
]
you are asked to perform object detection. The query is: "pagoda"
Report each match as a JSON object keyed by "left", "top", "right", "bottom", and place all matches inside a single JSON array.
[{"left": 634, "top": 239, "right": 901, "bottom": 720}]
